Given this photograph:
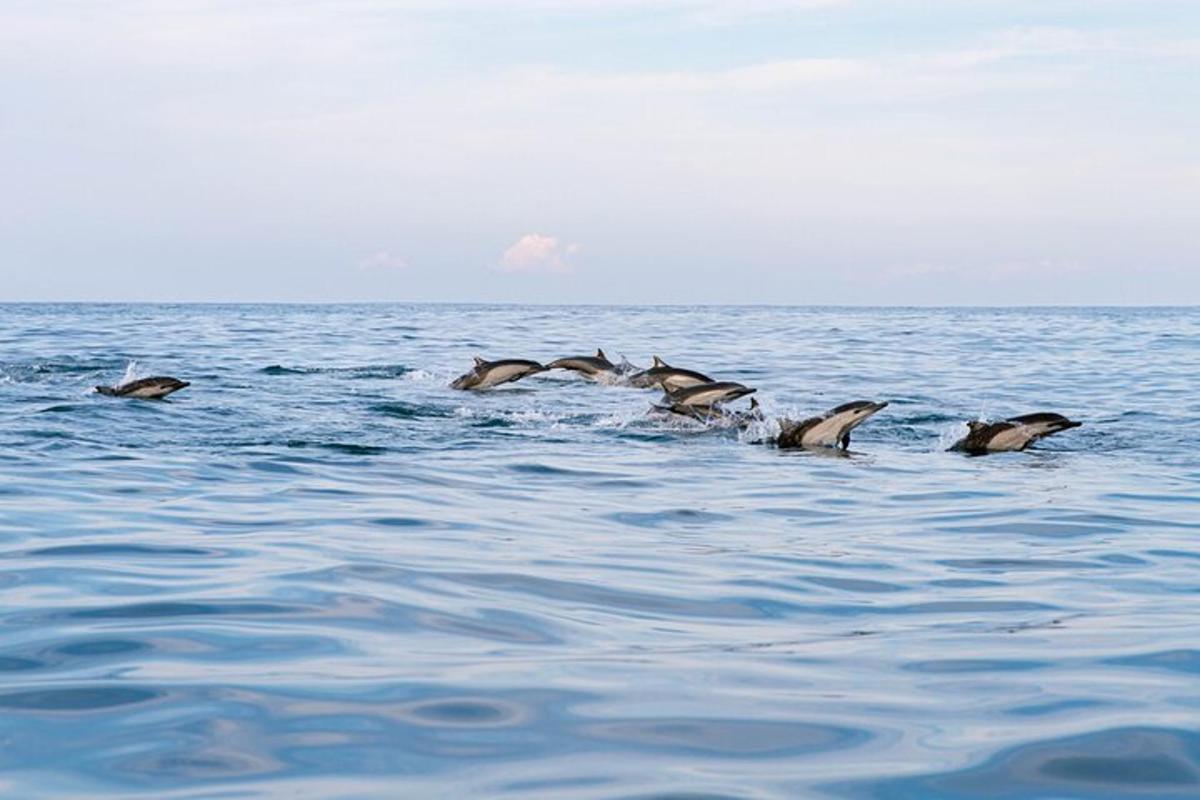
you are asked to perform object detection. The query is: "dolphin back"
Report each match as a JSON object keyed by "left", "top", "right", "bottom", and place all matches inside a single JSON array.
[
  {"left": 951, "top": 412, "right": 1082, "bottom": 453},
  {"left": 776, "top": 400, "right": 887, "bottom": 450},
  {"left": 97, "top": 376, "right": 190, "bottom": 399},
  {"left": 1007, "top": 412, "right": 1081, "bottom": 431},
  {"left": 667, "top": 381, "right": 755, "bottom": 407},
  {"left": 451, "top": 357, "right": 546, "bottom": 390}
]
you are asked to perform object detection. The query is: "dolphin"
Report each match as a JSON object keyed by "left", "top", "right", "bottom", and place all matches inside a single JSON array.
[
  {"left": 949, "top": 412, "right": 1082, "bottom": 454},
  {"left": 665, "top": 381, "right": 756, "bottom": 408},
  {"left": 95, "top": 376, "right": 190, "bottom": 399},
  {"left": 546, "top": 348, "right": 616, "bottom": 379},
  {"left": 624, "top": 356, "right": 713, "bottom": 392},
  {"left": 654, "top": 397, "right": 763, "bottom": 427},
  {"left": 450, "top": 356, "right": 547, "bottom": 390},
  {"left": 776, "top": 400, "right": 889, "bottom": 450}
]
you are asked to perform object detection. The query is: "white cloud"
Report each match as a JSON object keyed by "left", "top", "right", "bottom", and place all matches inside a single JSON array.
[
  {"left": 358, "top": 250, "right": 407, "bottom": 271},
  {"left": 2, "top": 1, "right": 1196, "bottom": 303},
  {"left": 488, "top": 26, "right": 1200, "bottom": 106},
  {"left": 513, "top": 57, "right": 864, "bottom": 97},
  {"left": 499, "top": 234, "right": 579, "bottom": 274}
]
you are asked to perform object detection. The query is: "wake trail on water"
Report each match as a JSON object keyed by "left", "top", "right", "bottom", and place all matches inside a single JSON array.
[{"left": 259, "top": 364, "right": 412, "bottom": 378}]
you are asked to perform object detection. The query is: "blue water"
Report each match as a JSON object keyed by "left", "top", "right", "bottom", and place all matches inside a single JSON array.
[{"left": 2, "top": 304, "right": 1198, "bottom": 799}]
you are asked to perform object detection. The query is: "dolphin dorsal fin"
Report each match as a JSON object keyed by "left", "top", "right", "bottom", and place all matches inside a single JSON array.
[
  {"left": 596, "top": 348, "right": 606, "bottom": 360},
  {"left": 652, "top": 355, "right": 666, "bottom": 368},
  {"left": 473, "top": 355, "right": 486, "bottom": 367},
  {"left": 750, "top": 397, "right": 759, "bottom": 409}
]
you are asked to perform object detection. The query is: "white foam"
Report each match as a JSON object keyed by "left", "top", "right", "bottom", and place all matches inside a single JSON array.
[
  {"left": 403, "top": 369, "right": 438, "bottom": 383},
  {"left": 738, "top": 416, "right": 780, "bottom": 444},
  {"left": 453, "top": 404, "right": 570, "bottom": 428},
  {"left": 594, "top": 371, "right": 627, "bottom": 387},
  {"left": 507, "top": 409, "right": 557, "bottom": 425},
  {"left": 594, "top": 408, "right": 662, "bottom": 429},
  {"left": 938, "top": 422, "right": 970, "bottom": 450}
]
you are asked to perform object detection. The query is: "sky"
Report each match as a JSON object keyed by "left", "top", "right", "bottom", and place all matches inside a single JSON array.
[{"left": 2, "top": 0, "right": 1197, "bottom": 304}]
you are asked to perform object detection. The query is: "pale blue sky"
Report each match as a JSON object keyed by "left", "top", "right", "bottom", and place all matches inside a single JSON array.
[{"left": 2, "top": 1, "right": 1197, "bottom": 303}]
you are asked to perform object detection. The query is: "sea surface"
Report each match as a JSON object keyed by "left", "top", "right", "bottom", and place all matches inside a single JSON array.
[{"left": 1, "top": 303, "right": 1198, "bottom": 799}]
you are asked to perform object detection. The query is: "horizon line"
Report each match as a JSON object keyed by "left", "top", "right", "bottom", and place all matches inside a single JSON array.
[{"left": 1, "top": 300, "right": 1196, "bottom": 309}]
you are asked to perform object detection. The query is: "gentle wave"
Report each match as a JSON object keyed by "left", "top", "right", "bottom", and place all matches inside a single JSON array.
[{"left": 1, "top": 304, "right": 1198, "bottom": 798}]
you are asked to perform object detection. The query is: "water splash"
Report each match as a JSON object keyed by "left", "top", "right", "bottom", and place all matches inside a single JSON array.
[
  {"left": 116, "top": 360, "right": 144, "bottom": 389},
  {"left": 403, "top": 368, "right": 438, "bottom": 383},
  {"left": 594, "top": 370, "right": 631, "bottom": 387},
  {"left": 739, "top": 415, "right": 781, "bottom": 444},
  {"left": 615, "top": 354, "right": 644, "bottom": 375},
  {"left": 938, "top": 422, "right": 970, "bottom": 450}
]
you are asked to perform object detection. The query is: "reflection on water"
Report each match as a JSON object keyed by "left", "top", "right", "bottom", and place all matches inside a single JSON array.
[{"left": 1, "top": 304, "right": 1198, "bottom": 797}]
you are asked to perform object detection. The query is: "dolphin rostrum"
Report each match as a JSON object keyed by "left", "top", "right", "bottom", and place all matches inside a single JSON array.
[
  {"left": 546, "top": 349, "right": 616, "bottom": 379},
  {"left": 625, "top": 356, "right": 713, "bottom": 392},
  {"left": 665, "top": 381, "right": 756, "bottom": 408},
  {"left": 95, "top": 376, "right": 191, "bottom": 399},
  {"left": 450, "top": 356, "right": 547, "bottom": 390},
  {"left": 776, "top": 400, "right": 889, "bottom": 450},
  {"left": 949, "top": 412, "right": 1082, "bottom": 454}
]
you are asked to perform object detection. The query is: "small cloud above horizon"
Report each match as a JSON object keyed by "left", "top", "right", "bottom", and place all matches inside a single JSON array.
[{"left": 499, "top": 234, "right": 580, "bottom": 275}]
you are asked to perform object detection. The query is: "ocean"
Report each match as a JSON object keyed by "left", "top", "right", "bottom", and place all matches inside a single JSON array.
[{"left": 1, "top": 303, "right": 1198, "bottom": 798}]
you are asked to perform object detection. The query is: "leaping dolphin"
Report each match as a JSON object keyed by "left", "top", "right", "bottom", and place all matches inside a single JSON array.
[
  {"left": 776, "top": 400, "right": 889, "bottom": 450},
  {"left": 625, "top": 356, "right": 713, "bottom": 392},
  {"left": 949, "top": 412, "right": 1082, "bottom": 454},
  {"left": 546, "top": 349, "right": 616, "bottom": 379},
  {"left": 665, "top": 381, "right": 756, "bottom": 409},
  {"left": 450, "top": 356, "right": 547, "bottom": 390},
  {"left": 95, "top": 376, "right": 190, "bottom": 399}
]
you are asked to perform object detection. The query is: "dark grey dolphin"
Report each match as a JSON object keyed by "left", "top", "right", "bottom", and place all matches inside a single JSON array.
[
  {"left": 949, "top": 412, "right": 1082, "bottom": 454},
  {"left": 625, "top": 356, "right": 713, "bottom": 392},
  {"left": 546, "top": 348, "right": 616, "bottom": 379},
  {"left": 450, "top": 356, "right": 547, "bottom": 390},
  {"left": 95, "top": 376, "right": 190, "bottom": 399},
  {"left": 665, "top": 381, "right": 756, "bottom": 408},
  {"left": 776, "top": 400, "right": 889, "bottom": 450}
]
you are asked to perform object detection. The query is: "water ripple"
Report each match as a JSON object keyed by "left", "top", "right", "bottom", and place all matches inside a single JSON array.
[{"left": 1, "top": 304, "right": 1199, "bottom": 798}]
